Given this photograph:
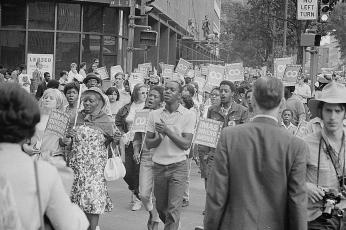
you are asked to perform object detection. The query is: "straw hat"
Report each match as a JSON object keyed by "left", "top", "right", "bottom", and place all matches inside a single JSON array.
[{"left": 308, "top": 82, "right": 346, "bottom": 118}]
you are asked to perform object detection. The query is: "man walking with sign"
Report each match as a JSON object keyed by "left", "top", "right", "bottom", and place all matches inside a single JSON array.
[
  {"left": 145, "top": 80, "right": 196, "bottom": 230},
  {"left": 204, "top": 77, "right": 308, "bottom": 230}
]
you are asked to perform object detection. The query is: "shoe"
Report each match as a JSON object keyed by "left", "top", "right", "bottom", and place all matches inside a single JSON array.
[
  {"left": 131, "top": 197, "right": 142, "bottom": 211},
  {"left": 182, "top": 199, "right": 189, "bottom": 207}
]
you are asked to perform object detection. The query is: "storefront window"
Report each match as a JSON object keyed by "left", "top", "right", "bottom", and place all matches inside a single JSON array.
[
  {"left": 103, "top": 8, "right": 118, "bottom": 35},
  {"left": 56, "top": 33, "right": 80, "bottom": 77},
  {"left": 103, "top": 36, "right": 117, "bottom": 54},
  {"left": 0, "top": 0, "right": 26, "bottom": 29},
  {"left": 82, "top": 34, "right": 101, "bottom": 67},
  {"left": 0, "top": 31, "right": 25, "bottom": 69},
  {"left": 28, "top": 32, "right": 54, "bottom": 54},
  {"left": 58, "top": 3, "right": 81, "bottom": 31},
  {"left": 83, "top": 5, "right": 103, "bottom": 33},
  {"left": 28, "top": 1, "right": 55, "bottom": 30}
]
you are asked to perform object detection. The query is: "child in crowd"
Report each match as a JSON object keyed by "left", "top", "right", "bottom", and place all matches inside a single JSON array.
[{"left": 281, "top": 109, "right": 297, "bottom": 135}]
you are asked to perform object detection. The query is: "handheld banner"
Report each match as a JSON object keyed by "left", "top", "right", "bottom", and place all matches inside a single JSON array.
[
  {"left": 96, "top": 66, "right": 109, "bottom": 80},
  {"left": 225, "top": 63, "right": 244, "bottom": 82},
  {"left": 175, "top": 58, "right": 193, "bottom": 76},
  {"left": 194, "top": 118, "right": 223, "bottom": 148},
  {"left": 205, "top": 65, "right": 225, "bottom": 90},
  {"left": 45, "top": 110, "right": 70, "bottom": 139},
  {"left": 131, "top": 110, "right": 150, "bottom": 133},
  {"left": 283, "top": 64, "right": 302, "bottom": 83},
  {"left": 274, "top": 57, "right": 293, "bottom": 79},
  {"left": 110, "top": 65, "right": 123, "bottom": 81}
]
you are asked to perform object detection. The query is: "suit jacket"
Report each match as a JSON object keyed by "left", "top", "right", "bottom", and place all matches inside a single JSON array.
[{"left": 204, "top": 116, "right": 308, "bottom": 230}]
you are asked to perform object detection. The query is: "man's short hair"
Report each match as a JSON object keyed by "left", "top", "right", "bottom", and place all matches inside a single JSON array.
[
  {"left": 282, "top": 108, "right": 293, "bottom": 117},
  {"left": 253, "top": 77, "right": 283, "bottom": 110},
  {"left": 44, "top": 72, "right": 50, "bottom": 78},
  {"left": 220, "top": 80, "right": 236, "bottom": 92}
]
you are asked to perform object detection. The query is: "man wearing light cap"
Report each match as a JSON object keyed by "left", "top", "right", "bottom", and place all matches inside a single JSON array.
[{"left": 304, "top": 82, "right": 346, "bottom": 229}]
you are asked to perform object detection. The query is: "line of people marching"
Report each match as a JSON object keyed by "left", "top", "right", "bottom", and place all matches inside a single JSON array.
[{"left": 0, "top": 59, "right": 345, "bottom": 230}]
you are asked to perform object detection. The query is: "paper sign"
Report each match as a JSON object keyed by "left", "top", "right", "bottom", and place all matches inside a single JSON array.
[
  {"left": 206, "top": 65, "right": 225, "bottom": 87},
  {"left": 45, "top": 110, "right": 70, "bottom": 139},
  {"left": 201, "top": 65, "right": 209, "bottom": 76},
  {"left": 110, "top": 65, "right": 123, "bottom": 81},
  {"left": 96, "top": 66, "right": 109, "bottom": 80},
  {"left": 274, "top": 57, "right": 293, "bottom": 79},
  {"left": 129, "top": 72, "right": 145, "bottom": 92},
  {"left": 186, "top": 69, "right": 195, "bottom": 79},
  {"left": 175, "top": 58, "right": 193, "bottom": 75},
  {"left": 27, "top": 53, "right": 53, "bottom": 80},
  {"left": 131, "top": 110, "right": 150, "bottom": 132},
  {"left": 283, "top": 65, "right": 302, "bottom": 83},
  {"left": 297, "top": 0, "right": 317, "bottom": 20},
  {"left": 225, "top": 63, "right": 244, "bottom": 82},
  {"left": 162, "top": 64, "right": 175, "bottom": 80},
  {"left": 194, "top": 118, "right": 223, "bottom": 148}
]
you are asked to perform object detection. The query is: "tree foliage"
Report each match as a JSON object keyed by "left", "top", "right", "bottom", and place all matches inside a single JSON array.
[{"left": 329, "top": 3, "right": 346, "bottom": 61}]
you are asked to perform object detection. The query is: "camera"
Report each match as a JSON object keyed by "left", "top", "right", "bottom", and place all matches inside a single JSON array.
[{"left": 322, "top": 192, "right": 341, "bottom": 218}]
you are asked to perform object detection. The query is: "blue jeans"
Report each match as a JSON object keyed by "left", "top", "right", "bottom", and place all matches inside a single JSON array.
[{"left": 153, "top": 160, "right": 188, "bottom": 230}]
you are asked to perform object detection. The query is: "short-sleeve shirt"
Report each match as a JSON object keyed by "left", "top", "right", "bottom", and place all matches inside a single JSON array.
[{"left": 147, "top": 104, "right": 196, "bottom": 165}]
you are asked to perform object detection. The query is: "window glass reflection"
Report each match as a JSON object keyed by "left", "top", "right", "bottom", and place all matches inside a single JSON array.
[
  {"left": 58, "top": 3, "right": 81, "bottom": 31},
  {"left": 28, "top": 1, "right": 55, "bottom": 30}
]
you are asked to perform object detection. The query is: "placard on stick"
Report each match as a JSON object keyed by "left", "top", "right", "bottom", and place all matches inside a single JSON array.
[
  {"left": 194, "top": 118, "right": 223, "bottom": 148},
  {"left": 131, "top": 110, "right": 150, "bottom": 132},
  {"left": 175, "top": 58, "right": 192, "bottom": 76},
  {"left": 45, "top": 110, "right": 70, "bottom": 139}
]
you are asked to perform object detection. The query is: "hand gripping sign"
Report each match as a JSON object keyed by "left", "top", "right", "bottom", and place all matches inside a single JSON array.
[
  {"left": 274, "top": 57, "right": 293, "bottom": 79},
  {"left": 131, "top": 110, "right": 150, "bottom": 133},
  {"left": 175, "top": 58, "right": 193, "bottom": 76},
  {"left": 283, "top": 65, "right": 302, "bottom": 83},
  {"left": 225, "top": 63, "right": 244, "bottom": 82},
  {"left": 194, "top": 118, "right": 223, "bottom": 148}
]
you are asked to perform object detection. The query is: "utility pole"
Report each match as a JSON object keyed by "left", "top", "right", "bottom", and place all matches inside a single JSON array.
[
  {"left": 283, "top": 0, "right": 288, "bottom": 56},
  {"left": 308, "top": 47, "right": 319, "bottom": 95},
  {"left": 126, "top": 0, "right": 136, "bottom": 73}
]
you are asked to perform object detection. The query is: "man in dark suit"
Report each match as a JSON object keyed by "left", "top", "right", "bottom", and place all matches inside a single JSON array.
[
  {"left": 204, "top": 77, "right": 308, "bottom": 230},
  {"left": 35, "top": 72, "right": 51, "bottom": 100}
]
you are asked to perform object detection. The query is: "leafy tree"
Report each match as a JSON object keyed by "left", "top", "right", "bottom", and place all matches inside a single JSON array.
[{"left": 328, "top": 3, "right": 346, "bottom": 62}]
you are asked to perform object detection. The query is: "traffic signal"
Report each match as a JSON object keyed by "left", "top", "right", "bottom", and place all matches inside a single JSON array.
[
  {"left": 320, "top": 0, "right": 331, "bottom": 22},
  {"left": 139, "top": 30, "right": 158, "bottom": 46}
]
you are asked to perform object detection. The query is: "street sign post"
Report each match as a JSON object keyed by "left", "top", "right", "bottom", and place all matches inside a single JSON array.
[{"left": 297, "top": 0, "right": 318, "bottom": 20}]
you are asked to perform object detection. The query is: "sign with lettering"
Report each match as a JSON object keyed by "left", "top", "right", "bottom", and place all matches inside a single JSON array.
[
  {"left": 110, "top": 65, "right": 123, "bottom": 82},
  {"left": 274, "top": 57, "right": 293, "bottom": 79},
  {"left": 297, "top": 0, "right": 318, "bottom": 20},
  {"left": 225, "top": 63, "right": 244, "bottom": 82},
  {"left": 207, "top": 65, "right": 225, "bottom": 87},
  {"left": 129, "top": 72, "right": 145, "bottom": 92},
  {"left": 162, "top": 64, "right": 175, "bottom": 80},
  {"left": 97, "top": 66, "right": 109, "bottom": 80},
  {"left": 194, "top": 118, "right": 223, "bottom": 148},
  {"left": 131, "top": 110, "right": 150, "bottom": 132},
  {"left": 283, "top": 65, "right": 302, "bottom": 83},
  {"left": 45, "top": 110, "right": 70, "bottom": 139},
  {"left": 175, "top": 58, "right": 193, "bottom": 76},
  {"left": 27, "top": 53, "right": 53, "bottom": 80}
]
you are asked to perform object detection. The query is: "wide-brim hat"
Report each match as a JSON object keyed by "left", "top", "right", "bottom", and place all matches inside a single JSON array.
[
  {"left": 82, "top": 87, "right": 106, "bottom": 106},
  {"left": 83, "top": 73, "right": 101, "bottom": 84},
  {"left": 308, "top": 82, "right": 346, "bottom": 118}
]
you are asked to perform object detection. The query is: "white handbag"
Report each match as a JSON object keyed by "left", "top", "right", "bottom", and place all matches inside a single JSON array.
[{"left": 104, "top": 145, "right": 126, "bottom": 181}]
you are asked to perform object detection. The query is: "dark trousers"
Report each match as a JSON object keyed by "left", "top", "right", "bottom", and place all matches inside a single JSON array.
[
  {"left": 308, "top": 214, "right": 344, "bottom": 230},
  {"left": 153, "top": 160, "right": 188, "bottom": 230},
  {"left": 123, "top": 143, "right": 140, "bottom": 198}
]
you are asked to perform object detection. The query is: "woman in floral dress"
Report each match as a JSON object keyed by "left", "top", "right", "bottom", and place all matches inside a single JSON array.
[{"left": 68, "top": 87, "right": 120, "bottom": 230}]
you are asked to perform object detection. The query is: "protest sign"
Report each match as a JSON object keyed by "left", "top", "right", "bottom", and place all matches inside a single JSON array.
[
  {"left": 206, "top": 65, "right": 225, "bottom": 87},
  {"left": 274, "top": 57, "right": 293, "bottom": 79},
  {"left": 175, "top": 58, "right": 193, "bottom": 76},
  {"left": 225, "top": 63, "right": 244, "bottom": 82},
  {"left": 297, "top": 0, "right": 317, "bottom": 20},
  {"left": 201, "top": 65, "right": 209, "bottom": 76},
  {"left": 129, "top": 72, "right": 145, "bottom": 92},
  {"left": 131, "top": 110, "right": 150, "bottom": 133},
  {"left": 283, "top": 65, "right": 302, "bottom": 84},
  {"left": 45, "top": 110, "right": 70, "bottom": 139},
  {"left": 194, "top": 118, "right": 223, "bottom": 148},
  {"left": 162, "top": 64, "right": 175, "bottom": 80},
  {"left": 186, "top": 69, "right": 195, "bottom": 79},
  {"left": 27, "top": 53, "right": 53, "bottom": 80},
  {"left": 110, "top": 65, "right": 123, "bottom": 81},
  {"left": 97, "top": 66, "right": 109, "bottom": 80}
]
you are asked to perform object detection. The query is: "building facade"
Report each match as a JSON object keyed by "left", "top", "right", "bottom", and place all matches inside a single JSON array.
[{"left": 0, "top": 0, "right": 222, "bottom": 78}]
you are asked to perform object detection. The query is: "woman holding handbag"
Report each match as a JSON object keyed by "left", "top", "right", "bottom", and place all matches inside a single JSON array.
[
  {"left": 68, "top": 87, "right": 121, "bottom": 230},
  {"left": 0, "top": 83, "right": 89, "bottom": 230}
]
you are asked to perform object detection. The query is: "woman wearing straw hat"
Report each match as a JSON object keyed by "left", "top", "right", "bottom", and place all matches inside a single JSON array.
[{"left": 304, "top": 82, "right": 346, "bottom": 229}]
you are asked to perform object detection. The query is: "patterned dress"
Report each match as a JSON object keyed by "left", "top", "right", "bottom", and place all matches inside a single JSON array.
[{"left": 69, "top": 125, "right": 113, "bottom": 214}]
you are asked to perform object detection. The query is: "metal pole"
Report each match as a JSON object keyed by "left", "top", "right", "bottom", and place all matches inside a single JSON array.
[
  {"left": 309, "top": 47, "right": 319, "bottom": 95},
  {"left": 126, "top": 0, "right": 136, "bottom": 73},
  {"left": 283, "top": 0, "right": 288, "bottom": 56}
]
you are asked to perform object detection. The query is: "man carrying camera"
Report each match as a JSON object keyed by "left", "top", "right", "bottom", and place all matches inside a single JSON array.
[{"left": 304, "top": 82, "right": 346, "bottom": 229}]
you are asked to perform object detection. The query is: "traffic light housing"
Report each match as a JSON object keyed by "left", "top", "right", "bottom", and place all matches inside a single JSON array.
[
  {"left": 139, "top": 30, "right": 158, "bottom": 46},
  {"left": 319, "top": 0, "right": 331, "bottom": 22}
]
